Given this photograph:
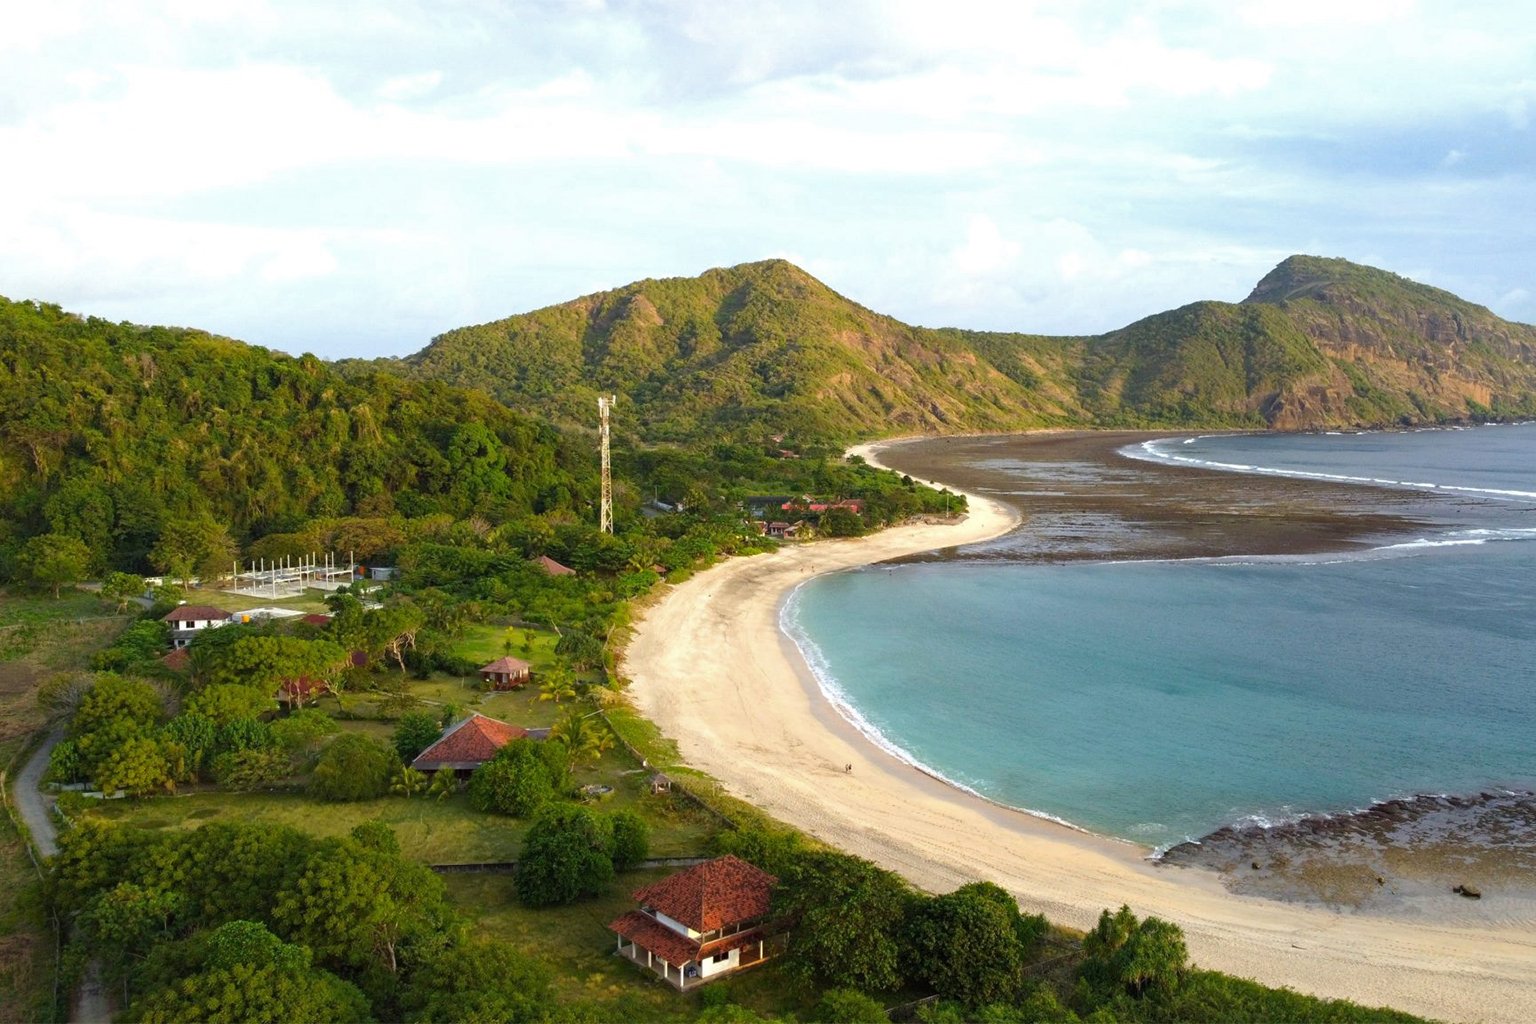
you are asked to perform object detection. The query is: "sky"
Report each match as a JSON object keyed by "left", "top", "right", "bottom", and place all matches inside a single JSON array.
[{"left": 2, "top": 0, "right": 1533, "bottom": 359}]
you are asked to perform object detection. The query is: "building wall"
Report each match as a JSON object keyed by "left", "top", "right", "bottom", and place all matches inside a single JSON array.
[{"left": 698, "top": 948, "right": 740, "bottom": 979}]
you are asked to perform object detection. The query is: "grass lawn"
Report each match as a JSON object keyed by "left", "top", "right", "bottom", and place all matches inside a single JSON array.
[
  {"left": 82, "top": 789, "right": 529, "bottom": 862},
  {"left": 452, "top": 624, "right": 560, "bottom": 669},
  {"left": 0, "top": 587, "right": 130, "bottom": 745}
]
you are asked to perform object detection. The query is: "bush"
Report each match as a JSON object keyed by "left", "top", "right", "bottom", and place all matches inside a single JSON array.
[
  {"left": 269, "top": 709, "right": 339, "bottom": 751},
  {"left": 468, "top": 738, "right": 564, "bottom": 818},
  {"left": 309, "top": 734, "right": 396, "bottom": 802},
  {"left": 811, "top": 988, "right": 888, "bottom": 1023},
  {"left": 210, "top": 748, "right": 291, "bottom": 791},
  {"left": 514, "top": 805, "right": 614, "bottom": 907},
  {"left": 608, "top": 810, "right": 649, "bottom": 870},
  {"left": 184, "top": 685, "right": 275, "bottom": 727}
]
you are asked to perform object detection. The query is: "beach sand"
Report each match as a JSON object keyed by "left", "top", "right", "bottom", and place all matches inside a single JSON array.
[{"left": 622, "top": 434, "right": 1536, "bottom": 1024}]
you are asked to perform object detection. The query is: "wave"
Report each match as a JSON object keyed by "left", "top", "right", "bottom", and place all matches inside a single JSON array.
[
  {"left": 1123, "top": 435, "right": 1536, "bottom": 501},
  {"left": 777, "top": 581, "right": 1102, "bottom": 839}
]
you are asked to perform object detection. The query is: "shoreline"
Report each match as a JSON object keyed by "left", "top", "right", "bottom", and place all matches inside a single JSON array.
[{"left": 621, "top": 432, "right": 1536, "bottom": 1024}]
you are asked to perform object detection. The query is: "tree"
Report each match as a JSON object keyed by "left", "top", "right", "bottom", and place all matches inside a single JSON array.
[
  {"left": 273, "top": 839, "right": 447, "bottom": 975},
  {"left": 537, "top": 667, "right": 578, "bottom": 704},
  {"left": 468, "top": 737, "right": 566, "bottom": 818},
  {"left": 1081, "top": 905, "right": 1188, "bottom": 999},
  {"left": 310, "top": 733, "right": 396, "bottom": 802},
  {"left": 99, "top": 571, "right": 147, "bottom": 613},
  {"left": 392, "top": 765, "right": 428, "bottom": 798},
  {"left": 775, "top": 850, "right": 912, "bottom": 992},
  {"left": 608, "top": 809, "right": 649, "bottom": 871},
  {"left": 392, "top": 710, "right": 442, "bottom": 763},
  {"left": 209, "top": 748, "right": 290, "bottom": 790},
  {"left": 185, "top": 684, "right": 275, "bottom": 727},
  {"left": 550, "top": 707, "right": 613, "bottom": 767},
  {"left": 20, "top": 532, "right": 91, "bottom": 597},
  {"left": 514, "top": 804, "right": 614, "bottom": 907},
  {"left": 426, "top": 768, "right": 458, "bottom": 801},
  {"left": 403, "top": 939, "right": 550, "bottom": 1024},
  {"left": 906, "top": 882, "right": 1034, "bottom": 1006},
  {"left": 94, "top": 736, "right": 172, "bottom": 796},
  {"left": 123, "top": 952, "right": 370, "bottom": 1024},
  {"left": 367, "top": 602, "right": 426, "bottom": 673},
  {"left": 72, "top": 673, "right": 164, "bottom": 738},
  {"left": 269, "top": 708, "right": 338, "bottom": 751},
  {"left": 350, "top": 820, "right": 401, "bottom": 856}
]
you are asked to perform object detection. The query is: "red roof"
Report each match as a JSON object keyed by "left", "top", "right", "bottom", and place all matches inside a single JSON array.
[
  {"left": 302, "top": 613, "right": 332, "bottom": 626},
  {"left": 480, "top": 656, "right": 531, "bottom": 675},
  {"left": 630, "top": 855, "right": 776, "bottom": 933},
  {"left": 533, "top": 555, "right": 575, "bottom": 576},
  {"left": 163, "top": 605, "right": 230, "bottom": 623},
  {"left": 159, "top": 648, "right": 191, "bottom": 671},
  {"left": 608, "top": 911, "right": 769, "bottom": 966},
  {"left": 411, "top": 713, "right": 528, "bottom": 770}
]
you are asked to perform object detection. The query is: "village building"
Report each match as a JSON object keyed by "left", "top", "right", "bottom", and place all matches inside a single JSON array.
[
  {"left": 532, "top": 555, "right": 576, "bottom": 576},
  {"left": 608, "top": 855, "right": 780, "bottom": 989},
  {"left": 159, "top": 647, "right": 191, "bottom": 673},
  {"left": 410, "top": 713, "right": 545, "bottom": 777},
  {"left": 275, "top": 676, "right": 330, "bottom": 708},
  {"left": 162, "top": 604, "right": 232, "bottom": 649},
  {"left": 480, "top": 655, "right": 532, "bottom": 690}
]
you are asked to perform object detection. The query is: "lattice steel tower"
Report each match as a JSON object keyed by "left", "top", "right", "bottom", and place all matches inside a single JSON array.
[{"left": 598, "top": 394, "right": 616, "bottom": 534}]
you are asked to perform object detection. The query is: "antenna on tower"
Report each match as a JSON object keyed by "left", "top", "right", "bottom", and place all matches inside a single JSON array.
[{"left": 598, "top": 394, "right": 616, "bottom": 534}]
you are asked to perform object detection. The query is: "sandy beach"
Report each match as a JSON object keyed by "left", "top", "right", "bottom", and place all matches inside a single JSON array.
[{"left": 622, "top": 436, "right": 1536, "bottom": 1024}]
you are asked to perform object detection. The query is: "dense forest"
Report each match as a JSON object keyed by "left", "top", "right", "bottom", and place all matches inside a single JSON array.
[{"left": 381, "top": 255, "right": 1536, "bottom": 443}]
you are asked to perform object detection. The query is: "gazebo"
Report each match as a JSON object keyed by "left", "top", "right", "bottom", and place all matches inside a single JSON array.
[{"left": 480, "top": 655, "right": 532, "bottom": 690}]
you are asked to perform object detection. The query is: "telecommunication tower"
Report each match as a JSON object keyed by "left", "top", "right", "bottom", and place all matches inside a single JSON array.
[{"left": 598, "top": 395, "right": 616, "bottom": 534}]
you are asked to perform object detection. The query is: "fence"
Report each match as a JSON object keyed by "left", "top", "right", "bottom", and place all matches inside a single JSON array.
[{"left": 596, "top": 709, "right": 739, "bottom": 832}]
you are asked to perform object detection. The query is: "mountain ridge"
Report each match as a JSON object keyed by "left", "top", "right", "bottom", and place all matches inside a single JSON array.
[{"left": 394, "top": 255, "right": 1536, "bottom": 441}]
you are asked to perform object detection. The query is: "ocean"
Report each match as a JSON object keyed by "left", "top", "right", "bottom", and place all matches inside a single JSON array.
[{"left": 782, "top": 426, "right": 1536, "bottom": 854}]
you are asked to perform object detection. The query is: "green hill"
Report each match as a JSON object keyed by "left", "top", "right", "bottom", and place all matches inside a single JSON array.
[
  {"left": 399, "top": 256, "right": 1536, "bottom": 440},
  {"left": 0, "top": 297, "right": 591, "bottom": 575}
]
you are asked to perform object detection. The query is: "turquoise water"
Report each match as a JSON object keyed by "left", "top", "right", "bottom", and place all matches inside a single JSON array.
[{"left": 784, "top": 427, "right": 1536, "bottom": 849}]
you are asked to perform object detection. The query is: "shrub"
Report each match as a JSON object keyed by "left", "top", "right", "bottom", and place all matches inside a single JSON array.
[
  {"left": 514, "top": 805, "right": 614, "bottom": 907},
  {"left": 210, "top": 749, "right": 291, "bottom": 791},
  {"left": 608, "top": 810, "right": 649, "bottom": 870},
  {"left": 269, "top": 709, "right": 338, "bottom": 751},
  {"left": 309, "top": 734, "right": 396, "bottom": 802},
  {"left": 392, "top": 711, "right": 442, "bottom": 763}
]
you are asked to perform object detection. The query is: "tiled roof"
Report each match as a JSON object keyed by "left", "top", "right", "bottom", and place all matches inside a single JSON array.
[
  {"left": 411, "top": 713, "right": 527, "bottom": 770},
  {"left": 533, "top": 555, "right": 575, "bottom": 576},
  {"left": 608, "top": 911, "right": 767, "bottom": 966},
  {"left": 609, "top": 911, "right": 700, "bottom": 966},
  {"left": 159, "top": 647, "right": 191, "bottom": 671},
  {"left": 163, "top": 605, "right": 230, "bottom": 623},
  {"left": 302, "top": 613, "right": 332, "bottom": 626},
  {"left": 276, "top": 676, "right": 329, "bottom": 702},
  {"left": 631, "top": 855, "right": 776, "bottom": 933},
  {"left": 480, "top": 656, "right": 531, "bottom": 674}
]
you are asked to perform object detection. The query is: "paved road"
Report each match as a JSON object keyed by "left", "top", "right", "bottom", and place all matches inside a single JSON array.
[
  {"left": 12, "top": 729, "right": 110, "bottom": 1023},
  {"left": 13, "top": 727, "right": 61, "bottom": 857}
]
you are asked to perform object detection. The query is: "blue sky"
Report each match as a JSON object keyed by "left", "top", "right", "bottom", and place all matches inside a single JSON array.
[{"left": 2, "top": 0, "right": 1532, "bottom": 358}]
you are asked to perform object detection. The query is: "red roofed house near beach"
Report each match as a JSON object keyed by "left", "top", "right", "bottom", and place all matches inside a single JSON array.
[
  {"left": 162, "top": 605, "right": 232, "bottom": 649},
  {"left": 532, "top": 555, "right": 576, "bottom": 576},
  {"left": 608, "top": 855, "right": 780, "bottom": 989},
  {"left": 411, "top": 713, "right": 529, "bottom": 777},
  {"left": 480, "top": 656, "right": 532, "bottom": 690}
]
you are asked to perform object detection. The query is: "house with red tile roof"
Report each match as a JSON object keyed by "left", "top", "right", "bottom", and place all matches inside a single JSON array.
[
  {"left": 410, "top": 713, "right": 530, "bottom": 776},
  {"left": 480, "top": 655, "right": 531, "bottom": 690},
  {"left": 162, "top": 604, "right": 232, "bottom": 649},
  {"left": 608, "top": 855, "right": 780, "bottom": 989},
  {"left": 532, "top": 555, "right": 575, "bottom": 576},
  {"left": 159, "top": 647, "right": 191, "bottom": 672}
]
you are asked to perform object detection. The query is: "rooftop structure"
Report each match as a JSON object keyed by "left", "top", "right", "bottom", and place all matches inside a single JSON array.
[{"left": 411, "top": 713, "right": 529, "bottom": 774}]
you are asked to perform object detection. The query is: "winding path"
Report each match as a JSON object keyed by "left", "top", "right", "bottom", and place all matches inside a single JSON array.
[{"left": 11, "top": 729, "right": 109, "bottom": 1024}]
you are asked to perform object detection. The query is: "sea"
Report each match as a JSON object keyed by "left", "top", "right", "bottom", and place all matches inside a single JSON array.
[{"left": 782, "top": 425, "right": 1536, "bottom": 856}]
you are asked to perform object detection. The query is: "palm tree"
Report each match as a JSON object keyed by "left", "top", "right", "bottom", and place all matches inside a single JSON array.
[
  {"left": 391, "top": 765, "right": 427, "bottom": 798},
  {"left": 538, "top": 668, "right": 578, "bottom": 705},
  {"left": 426, "top": 769, "right": 458, "bottom": 801},
  {"left": 551, "top": 708, "right": 614, "bottom": 768}
]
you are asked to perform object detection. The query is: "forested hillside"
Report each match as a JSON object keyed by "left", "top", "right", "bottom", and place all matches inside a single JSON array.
[
  {"left": 0, "top": 298, "right": 591, "bottom": 577},
  {"left": 396, "top": 256, "right": 1536, "bottom": 440}
]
